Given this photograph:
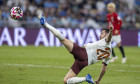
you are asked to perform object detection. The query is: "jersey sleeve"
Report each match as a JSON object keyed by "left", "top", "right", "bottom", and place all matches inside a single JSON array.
[
  {"left": 102, "top": 58, "right": 110, "bottom": 65},
  {"left": 115, "top": 13, "right": 122, "bottom": 29}
]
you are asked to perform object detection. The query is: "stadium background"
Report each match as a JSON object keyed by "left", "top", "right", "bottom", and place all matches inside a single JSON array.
[{"left": 0, "top": 0, "right": 140, "bottom": 84}]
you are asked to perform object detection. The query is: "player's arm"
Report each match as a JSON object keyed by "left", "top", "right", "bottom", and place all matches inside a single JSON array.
[
  {"left": 105, "top": 25, "right": 114, "bottom": 43},
  {"left": 115, "top": 14, "right": 122, "bottom": 29},
  {"left": 95, "top": 64, "right": 107, "bottom": 84},
  {"left": 118, "top": 19, "right": 122, "bottom": 29}
]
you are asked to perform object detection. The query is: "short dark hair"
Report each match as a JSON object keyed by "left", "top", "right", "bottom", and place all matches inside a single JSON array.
[{"left": 102, "top": 28, "right": 109, "bottom": 33}]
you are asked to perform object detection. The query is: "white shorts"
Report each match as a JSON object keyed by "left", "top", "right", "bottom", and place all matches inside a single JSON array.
[{"left": 111, "top": 35, "right": 121, "bottom": 44}]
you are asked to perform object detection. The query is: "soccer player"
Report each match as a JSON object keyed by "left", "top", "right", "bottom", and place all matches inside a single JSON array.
[
  {"left": 107, "top": 3, "right": 126, "bottom": 63},
  {"left": 38, "top": 13, "right": 113, "bottom": 84}
]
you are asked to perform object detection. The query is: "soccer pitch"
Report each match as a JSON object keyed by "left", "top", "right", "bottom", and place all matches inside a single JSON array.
[{"left": 0, "top": 46, "right": 140, "bottom": 84}]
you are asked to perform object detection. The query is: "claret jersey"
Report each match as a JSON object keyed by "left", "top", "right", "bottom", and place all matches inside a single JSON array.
[{"left": 85, "top": 37, "right": 112, "bottom": 65}]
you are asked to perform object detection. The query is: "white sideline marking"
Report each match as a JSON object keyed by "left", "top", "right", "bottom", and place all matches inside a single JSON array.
[
  {"left": 1, "top": 63, "right": 140, "bottom": 73},
  {"left": 98, "top": 64, "right": 140, "bottom": 67},
  {"left": 3, "top": 63, "right": 69, "bottom": 69}
]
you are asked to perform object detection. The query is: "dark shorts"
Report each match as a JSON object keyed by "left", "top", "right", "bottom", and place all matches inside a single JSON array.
[{"left": 70, "top": 43, "right": 88, "bottom": 75}]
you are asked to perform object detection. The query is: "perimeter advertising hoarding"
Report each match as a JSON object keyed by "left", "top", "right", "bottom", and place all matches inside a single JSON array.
[
  {"left": 0, "top": 27, "right": 138, "bottom": 46},
  {"left": 138, "top": 31, "right": 140, "bottom": 47}
]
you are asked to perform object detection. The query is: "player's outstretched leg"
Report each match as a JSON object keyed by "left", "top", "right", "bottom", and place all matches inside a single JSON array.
[
  {"left": 64, "top": 69, "right": 94, "bottom": 84},
  {"left": 38, "top": 13, "right": 64, "bottom": 41},
  {"left": 38, "top": 13, "right": 73, "bottom": 52}
]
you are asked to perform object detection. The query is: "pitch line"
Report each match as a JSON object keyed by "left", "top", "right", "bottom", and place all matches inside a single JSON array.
[
  {"left": 1, "top": 63, "right": 140, "bottom": 73},
  {"left": 97, "top": 64, "right": 140, "bottom": 67}
]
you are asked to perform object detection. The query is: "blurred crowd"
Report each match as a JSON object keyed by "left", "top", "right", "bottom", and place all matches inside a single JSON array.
[{"left": 0, "top": 0, "right": 140, "bottom": 29}]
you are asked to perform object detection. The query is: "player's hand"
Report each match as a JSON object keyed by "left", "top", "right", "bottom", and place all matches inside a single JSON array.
[
  {"left": 95, "top": 80, "right": 100, "bottom": 84},
  {"left": 108, "top": 25, "right": 114, "bottom": 32},
  {"left": 114, "top": 30, "right": 119, "bottom": 35}
]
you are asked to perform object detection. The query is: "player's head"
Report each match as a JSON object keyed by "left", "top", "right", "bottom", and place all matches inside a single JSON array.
[
  {"left": 107, "top": 3, "right": 116, "bottom": 13},
  {"left": 100, "top": 29, "right": 109, "bottom": 39}
]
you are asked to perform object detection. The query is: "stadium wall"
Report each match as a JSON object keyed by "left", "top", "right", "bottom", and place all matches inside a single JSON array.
[{"left": 0, "top": 27, "right": 138, "bottom": 47}]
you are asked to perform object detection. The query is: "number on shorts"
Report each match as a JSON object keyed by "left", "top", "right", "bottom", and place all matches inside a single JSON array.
[{"left": 97, "top": 48, "right": 110, "bottom": 60}]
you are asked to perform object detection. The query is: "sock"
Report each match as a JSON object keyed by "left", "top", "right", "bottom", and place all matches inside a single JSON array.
[
  {"left": 119, "top": 46, "right": 125, "bottom": 58},
  {"left": 44, "top": 22, "right": 64, "bottom": 41},
  {"left": 112, "top": 48, "right": 116, "bottom": 57},
  {"left": 67, "top": 77, "right": 86, "bottom": 84}
]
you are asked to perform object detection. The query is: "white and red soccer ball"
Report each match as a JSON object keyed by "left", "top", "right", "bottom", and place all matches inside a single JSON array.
[{"left": 10, "top": 7, "right": 23, "bottom": 20}]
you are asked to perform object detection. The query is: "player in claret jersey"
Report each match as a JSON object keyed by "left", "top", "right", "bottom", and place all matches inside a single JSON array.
[
  {"left": 38, "top": 13, "right": 113, "bottom": 84},
  {"left": 107, "top": 3, "right": 126, "bottom": 63}
]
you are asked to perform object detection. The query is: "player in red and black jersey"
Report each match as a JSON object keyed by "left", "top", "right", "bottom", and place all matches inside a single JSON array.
[{"left": 107, "top": 3, "right": 126, "bottom": 63}]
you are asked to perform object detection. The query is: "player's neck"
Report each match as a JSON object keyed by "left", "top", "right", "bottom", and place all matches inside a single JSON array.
[{"left": 109, "top": 11, "right": 114, "bottom": 14}]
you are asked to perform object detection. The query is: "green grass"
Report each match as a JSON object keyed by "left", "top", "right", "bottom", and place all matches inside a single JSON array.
[{"left": 0, "top": 46, "right": 140, "bottom": 84}]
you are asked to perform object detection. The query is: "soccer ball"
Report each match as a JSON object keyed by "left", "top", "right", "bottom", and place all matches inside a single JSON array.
[{"left": 10, "top": 7, "right": 23, "bottom": 20}]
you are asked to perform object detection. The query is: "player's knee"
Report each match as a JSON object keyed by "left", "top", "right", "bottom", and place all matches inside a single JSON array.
[
  {"left": 117, "top": 43, "right": 121, "bottom": 47},
  {"left": 63, "top": 78, "right": 68, "bottom": 84}
]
